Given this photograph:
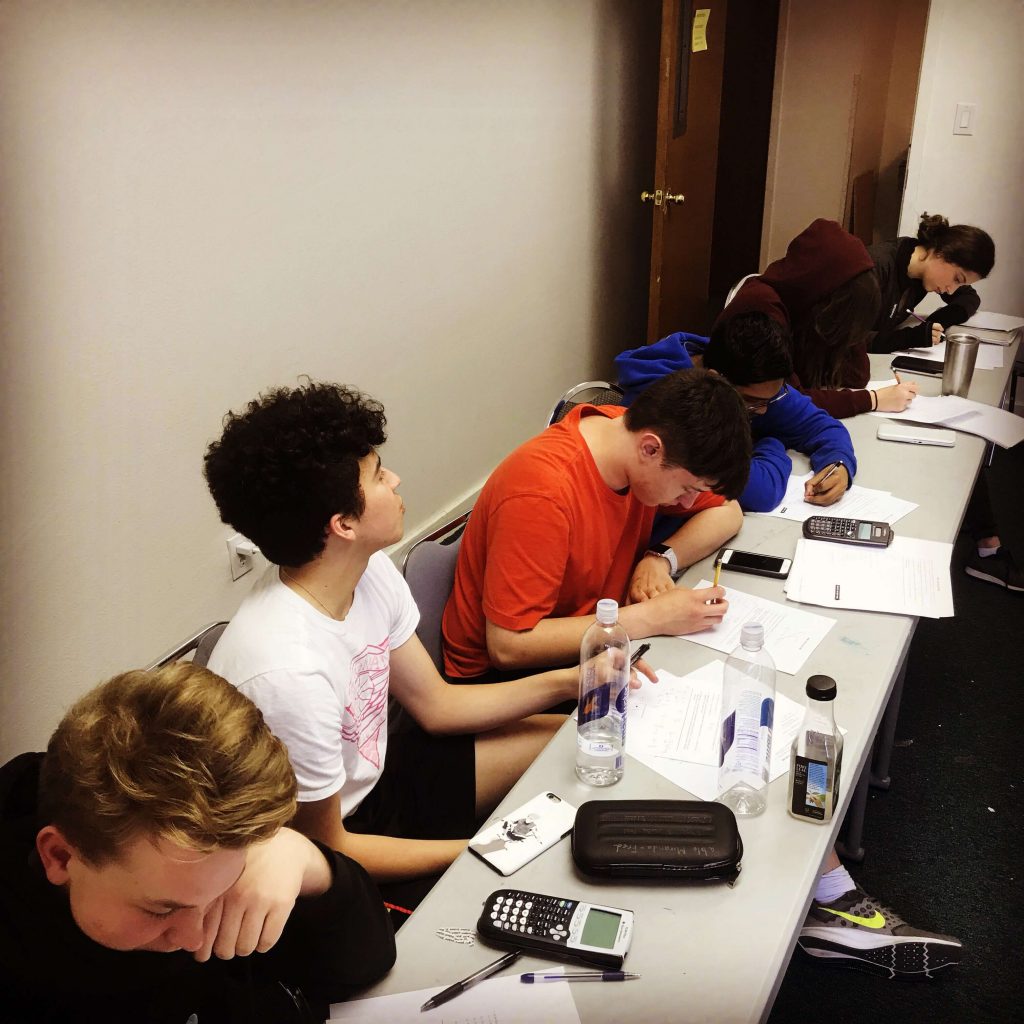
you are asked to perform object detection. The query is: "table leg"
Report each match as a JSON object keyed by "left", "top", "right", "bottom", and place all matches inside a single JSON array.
[
  {"left": 870, "top": 658, "right": 908, "bottom": 791},
  {"left": 836, "top": 765, "right": 869, "bottom": 863}
]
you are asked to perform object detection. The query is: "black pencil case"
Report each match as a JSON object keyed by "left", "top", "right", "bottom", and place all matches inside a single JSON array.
[{"left": 571, "top": 800, "right": 742, "bottom": 885}]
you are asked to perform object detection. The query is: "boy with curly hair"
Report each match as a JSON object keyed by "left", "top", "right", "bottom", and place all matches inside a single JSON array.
[{"left": 204, "top": 382, "right": 611, "bottom": 906}]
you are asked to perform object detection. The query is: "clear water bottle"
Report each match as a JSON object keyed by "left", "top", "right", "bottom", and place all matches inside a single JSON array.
[
  {"left": 576, "top": 599, "right": 629, "bottom": 786},
  {"left": 788, "top": 674, "right": 843, "bottom": 823},
  {"left": 718, "top": 622, "right": 776, "bottom": 817}
]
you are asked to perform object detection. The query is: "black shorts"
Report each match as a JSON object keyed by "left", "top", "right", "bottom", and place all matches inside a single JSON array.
[{"left": 344, "top": 723, "right": 477, "bottom": 841}]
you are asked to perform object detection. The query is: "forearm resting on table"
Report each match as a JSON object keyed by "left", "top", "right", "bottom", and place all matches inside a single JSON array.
[
  {"left": 292, "top": 799, "right": 465, "bottom": 883},
  {"left": 485, "top": 615, "right": 592, "bottom": 671},
  {"left": 659, "top": 501, "right": 742, "bottom": 567}
]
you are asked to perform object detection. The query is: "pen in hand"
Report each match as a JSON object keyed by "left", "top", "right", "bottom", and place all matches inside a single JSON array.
[
  {"left": 629, "top": 642, "right": 651, "bottom": 668},
  {"left": 707, "top": 555, "right": 723, "bottom": 605},
  {"left": 420, "top": 950, "right": 521, "bottom": 1011}
]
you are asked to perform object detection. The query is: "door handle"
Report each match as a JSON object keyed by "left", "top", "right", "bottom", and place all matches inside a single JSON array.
[
  {"left": 664, "top": 192, "right": 685, "bottom": 204},
  {"left": 640, "top": 189, "right": 663, "bottom": 205}
]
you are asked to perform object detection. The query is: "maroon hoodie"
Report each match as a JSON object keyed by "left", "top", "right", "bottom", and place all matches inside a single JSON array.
[{"left": 716, "top": 219, "right": 875, "bottom": 418}]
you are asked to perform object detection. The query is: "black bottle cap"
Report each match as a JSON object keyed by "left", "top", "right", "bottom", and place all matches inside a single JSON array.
[{"left": 806, "top": 675, "right": 837, "bottom": 701}]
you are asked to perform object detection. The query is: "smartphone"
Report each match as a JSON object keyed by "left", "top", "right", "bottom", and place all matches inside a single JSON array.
[
  {"left": 718, "top": 548, "right": 791, "bottom": 580},
  {"left": 477, "top": 887, "right": 634, "bottom": 969},
  {"left": 890, "top": 355, "right": 943, "bottom": 377},
  {"left": 468, "top": 792, "right": 578, "bottom": 876},
  {"left": 876, "top": 422, "right": 956, "bottom": 447}
]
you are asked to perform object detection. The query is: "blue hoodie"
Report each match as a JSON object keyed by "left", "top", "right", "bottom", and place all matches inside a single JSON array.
[{"left": 614, "top": 333, "right": 857, "bottom": 512}]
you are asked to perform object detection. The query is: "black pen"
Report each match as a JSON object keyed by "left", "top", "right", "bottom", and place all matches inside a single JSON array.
[
  {"left": 420, "top": 950, "right": 521, "bottom": 1011},
  {"left": 630, "top": 642, "right": 651, "bottom": 668}
]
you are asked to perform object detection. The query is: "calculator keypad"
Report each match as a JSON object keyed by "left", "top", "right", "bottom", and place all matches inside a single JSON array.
[{"left": 487, "top": 890, "right": 576, "bottom": 943}]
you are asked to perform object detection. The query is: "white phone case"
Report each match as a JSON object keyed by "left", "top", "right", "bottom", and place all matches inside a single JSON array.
[{"left": 469, "top": 792, "right": 578, "bottom": 876}]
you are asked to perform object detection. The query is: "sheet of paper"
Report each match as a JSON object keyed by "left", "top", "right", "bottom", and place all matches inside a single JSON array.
[
  {"left": 329, "top": 972, "right": 581, "bottom": 1024},
  {"left": 691, "top": 8, "right": 710, "bottom": 51},
  {"left": 681, "top": 578, "right": 836, "bottom": 675},
  {"left": 962, "top": 311, "right": 1024, "bottom": 332},
  {"left": 784, "top": 537, "right": 954, "bottom": 618},
  {"left": 626, "top": 667, "right": 809, "bottom": 801},
  {"left": 873, "top": 395, "right": 1024, "bottom": 447},
  {"left": 628, "top": 663, "right": 724, "bottom": 766},
  {"left": 755, "top": 472, "right": 918, "bottom": 527}
]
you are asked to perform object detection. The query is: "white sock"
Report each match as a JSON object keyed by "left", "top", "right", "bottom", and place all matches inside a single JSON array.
[
  {"left": 977, "top": 545, "right": 999, "bottom": 557},
  {"left": 814, "top": 865, "right": 855, "bottom": 904}
]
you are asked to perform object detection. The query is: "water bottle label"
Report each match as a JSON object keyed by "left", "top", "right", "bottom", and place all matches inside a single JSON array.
[
  {"left": 790, "top": 754, "right": 840, "bottom": 820},
  {"left": 578, "top": 682, "right": 611, "bottom": 724},
  {"left": 576, "top": 733, "right": 620, "bottom": 758}
]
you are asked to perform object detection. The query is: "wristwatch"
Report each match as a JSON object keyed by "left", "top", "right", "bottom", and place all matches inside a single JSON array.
[{"left": 644, "top": 543, "right": 679, "bottom": 576}]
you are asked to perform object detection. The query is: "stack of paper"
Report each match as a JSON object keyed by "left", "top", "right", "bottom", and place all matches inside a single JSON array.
[
  {"left": 871, "top": 394, "right": 1024, "bottom": 448},
  {"left": 757, "top": 472, "right": 917, "bottom": 526},
  {"left": 962, "top": 311, "right": 1024, "bottom": 333},
  {"left": 785, "top": 537, "right": 954, "bottom": 618},
  {"left": 626, "top": 662, "right": 815, "bottom": 802}
]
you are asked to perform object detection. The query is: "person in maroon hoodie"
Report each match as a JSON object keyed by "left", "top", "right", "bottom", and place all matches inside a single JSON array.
[{"left": 716, "top": 219, "right": 919, "bottom": 422}]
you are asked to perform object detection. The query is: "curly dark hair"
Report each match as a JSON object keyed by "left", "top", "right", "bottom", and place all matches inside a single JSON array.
[
  {"left": 204, "top": 382, "right": 387, "bottom": 566},
  {"left": 624, "top": 368, "right": 751, "bottom": 500}
]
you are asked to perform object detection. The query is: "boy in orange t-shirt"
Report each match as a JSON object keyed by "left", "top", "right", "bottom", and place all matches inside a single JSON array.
[{"left": 443, "top": 369, "right": 752, "bottom": 679}]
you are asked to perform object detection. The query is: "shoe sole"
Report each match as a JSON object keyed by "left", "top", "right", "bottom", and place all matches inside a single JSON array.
[
  {"left": 798, "top": 936, "right": 960, "bottom": 980},
  {"left": 964, "top": 565, "right": 1024, "bottom": 591}
]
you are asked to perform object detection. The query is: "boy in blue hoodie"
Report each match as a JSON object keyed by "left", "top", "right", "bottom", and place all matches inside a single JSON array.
[{"left": 616, "top": 313, "right": 857, "bottom": 513}]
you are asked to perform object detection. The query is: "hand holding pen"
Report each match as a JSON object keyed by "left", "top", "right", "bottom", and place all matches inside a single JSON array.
[
  {"left": 804, "top": 460, "right": 849, "bottom": 507},
  {"left": 905, "top": 309, "right": 945, "bottom": 346}
]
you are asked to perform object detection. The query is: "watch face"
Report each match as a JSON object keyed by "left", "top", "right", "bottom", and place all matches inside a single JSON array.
[{"left": 652, "top": 545, "right": 669, "bottom": 555}]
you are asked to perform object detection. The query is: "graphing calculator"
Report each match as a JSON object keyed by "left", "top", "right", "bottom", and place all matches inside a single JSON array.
[
  {"left": 803, "top": 516, "right": 894, "bottom": 548},
  {"left": 476, "top": 889, "right": 633, "bottom": 969}
]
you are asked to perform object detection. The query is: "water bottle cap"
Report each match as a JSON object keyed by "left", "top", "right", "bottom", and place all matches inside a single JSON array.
[
  {"left": 739, "top": 622, "right": 764, "bottom": 650},
  {"left": 595, "top": 599, "right": 619, "bottom": 625},
  {"left": 806, "top": 674, "right": 837, "bottom": 701}
]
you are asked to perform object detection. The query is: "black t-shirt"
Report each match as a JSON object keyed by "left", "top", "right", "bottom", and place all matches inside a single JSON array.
[{"left": 0, "top": 753, "right": 396, "bottom": 1024}]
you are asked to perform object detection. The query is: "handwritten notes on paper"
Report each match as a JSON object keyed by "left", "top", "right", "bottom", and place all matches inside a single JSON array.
[
  {"left": 681, "top": 579, "right": 836, "bottom": 675},
  {"left": 626, "top": 663, "right": 810, "bottom": 801},
  {"left": 757, "top": 472, "right": 918, "bottom": 526}
]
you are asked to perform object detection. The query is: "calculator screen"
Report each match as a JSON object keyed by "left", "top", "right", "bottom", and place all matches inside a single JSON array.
[
  {"left": 857, "top": 522, "right": 873, "bottom": 540},
  {"left": 580, "top": 908, "right": 621, "bottom": 948}
]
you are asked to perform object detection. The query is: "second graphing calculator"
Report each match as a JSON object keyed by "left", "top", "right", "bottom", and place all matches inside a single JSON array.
[
  {"left": 803, "top": 516, "right": 893, "bottom": 547},
  {"left": 476, "top": 889, "right": 633, "bottom": 969}
]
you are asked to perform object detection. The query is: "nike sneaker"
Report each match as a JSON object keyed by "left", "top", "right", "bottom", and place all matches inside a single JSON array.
[{"left": 798, "top": 887, "right": 961, "bottom": 979}]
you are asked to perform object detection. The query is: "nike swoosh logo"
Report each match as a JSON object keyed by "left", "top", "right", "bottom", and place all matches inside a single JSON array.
[{"left": 822, "top": 908, "right": 886, "bottom": 929}]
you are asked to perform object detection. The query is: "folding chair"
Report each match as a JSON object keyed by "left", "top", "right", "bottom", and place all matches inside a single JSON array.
[
  {"left": 547, "top": 381, "right": 624, "bottom": 427},
  {"left": 401, "top": 511, "right": 471, "bottom": 673},
  {"left": 146, "top": 622, "right": 229, "bottom": 671}
]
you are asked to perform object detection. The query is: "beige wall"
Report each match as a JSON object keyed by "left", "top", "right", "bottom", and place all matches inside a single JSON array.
[
  {"left": 901, "top": 0, "right": 1024, "bottom": 315},
  {"left": 762, "top": 0, "right": 925, "bottom": 262},
  {"left": 0, "top": 0, "right": 659, "bottom": 758}
]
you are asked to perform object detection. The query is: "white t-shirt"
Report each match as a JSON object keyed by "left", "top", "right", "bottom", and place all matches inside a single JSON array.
[{"left": 208, "top": 553, "right": 419, "bottom": 817}]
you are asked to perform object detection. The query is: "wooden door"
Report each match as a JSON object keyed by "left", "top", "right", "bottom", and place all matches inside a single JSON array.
[{"left": 645, "top": 0, "right": 778, "bottom": 340}]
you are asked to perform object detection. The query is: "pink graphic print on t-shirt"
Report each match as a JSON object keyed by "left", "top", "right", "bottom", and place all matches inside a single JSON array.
[{"left": 342, "top": 640, "right": 391, "bottom": 770}]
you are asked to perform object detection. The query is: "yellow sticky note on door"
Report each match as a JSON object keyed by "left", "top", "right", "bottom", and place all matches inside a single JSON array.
[{"left": 692, "top": 8, "right": 710, "bottom": 52}]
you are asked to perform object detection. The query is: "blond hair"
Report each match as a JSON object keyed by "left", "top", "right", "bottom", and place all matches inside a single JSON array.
[{"left": 39, "top": 663, "right": 297, "bottom": 865}]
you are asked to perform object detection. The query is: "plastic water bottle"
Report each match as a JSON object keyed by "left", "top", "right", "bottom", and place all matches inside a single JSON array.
[
  {"left": 575, "top": 599, "right": 629, "bottom": 786},
  {"left": 719, "top": 622, "right": 776, "bottom": 816},
  {"left": 788, "top": 674, "right": 843, "bottom": 823}
]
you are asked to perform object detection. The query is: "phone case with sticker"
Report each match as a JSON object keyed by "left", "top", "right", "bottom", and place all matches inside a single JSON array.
[{"left": 469, "top": 792, "right": 578, "bottom": 876}]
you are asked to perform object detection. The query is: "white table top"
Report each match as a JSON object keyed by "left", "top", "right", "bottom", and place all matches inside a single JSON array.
[{"left": 349, "top": 337, "right": 1019, "bottom": 1024}]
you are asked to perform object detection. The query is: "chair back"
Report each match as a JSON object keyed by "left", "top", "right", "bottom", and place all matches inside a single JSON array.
[
  {"left": 547, "top": 380, "right": 624, "bottom": 427},
  {"left": 402, "top": 512, "right": 471, "bottom": 672},
  {"left": 146, "top": 621, "right": 229, "bottom": 671},
  {"left": 723, "top": 273, "right": 759, "bottom": 308}
]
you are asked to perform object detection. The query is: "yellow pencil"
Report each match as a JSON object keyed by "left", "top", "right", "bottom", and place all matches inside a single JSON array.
[{"left": 709, "top": 555, "right": 723, "bottom": 604}]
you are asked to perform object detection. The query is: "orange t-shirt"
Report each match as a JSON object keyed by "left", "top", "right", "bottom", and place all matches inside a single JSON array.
[{"left": 441, "top": 405, "right": 725, "bottom": 678}]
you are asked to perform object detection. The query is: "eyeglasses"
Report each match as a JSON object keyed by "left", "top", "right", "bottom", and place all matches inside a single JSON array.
[{"left": 741, "top": 384, "right": 789, "bottom": 415}]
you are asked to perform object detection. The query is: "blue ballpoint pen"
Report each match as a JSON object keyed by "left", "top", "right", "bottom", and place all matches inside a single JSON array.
[{"left": 520, "top": 971, "right": 641, "bottom": 983}]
